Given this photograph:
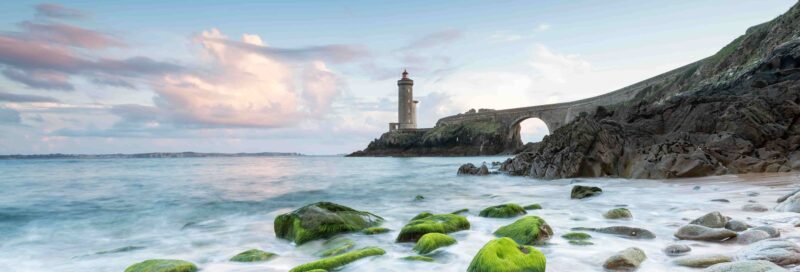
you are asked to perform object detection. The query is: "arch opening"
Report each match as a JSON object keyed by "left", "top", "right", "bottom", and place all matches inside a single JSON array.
[{"left": 518, "top": 118, "right": 549, "bottom": 145}]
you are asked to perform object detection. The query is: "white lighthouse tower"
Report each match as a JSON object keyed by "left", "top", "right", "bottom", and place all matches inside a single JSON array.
[{"left": 390, "top": 69, "right": 417, "bottom": 131}]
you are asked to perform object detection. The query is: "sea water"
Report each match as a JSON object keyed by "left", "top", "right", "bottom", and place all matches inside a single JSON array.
[{"left": 1, "top": 156, "right": 799, "bottom": 271}]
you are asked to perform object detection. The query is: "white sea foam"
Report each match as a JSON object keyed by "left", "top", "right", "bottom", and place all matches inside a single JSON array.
[{"left": 0, "top": 157, "right": 798, "bottom": 271}]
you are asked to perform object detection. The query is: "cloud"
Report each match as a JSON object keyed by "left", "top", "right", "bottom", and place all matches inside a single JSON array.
[
  {"left": 0, "top": 22, "right": 180, "bottom": 90},
  {"left": 529, "top": 44, "right": 590, "bottom": 83},
  {"left": 398, "top": 29, "right": 462, "bottom": 51},
  {"left": 489, "top": 31, "right": 523, "bottom": 43},
  {"left": 18, "top": 21, "right": 124, "bottom": 49},
  {"left": 0, "top": 108, "right": 22, "bottom": 124},
  {"left": 141, "top": 29, "right": 345, "bottom": 128},
  {"left": 0, "top": 91, "right": 59, "bottom": 103},
  {"left": 2, "top": 69, "right": 74, "bottom": 90},
  {"left": 535, "top": 23, "right": 551, "bottom": 32},
  {"left": 202, "top": 37, "right": 369, "bottom": 64},
  {"left": 35, "top": 3, "right": 87, "bottom": 20}
]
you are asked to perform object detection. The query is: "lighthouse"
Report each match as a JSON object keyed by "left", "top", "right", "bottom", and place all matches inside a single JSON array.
[{"left": 391, "top": 70, "right": 417, "bottom": 131}]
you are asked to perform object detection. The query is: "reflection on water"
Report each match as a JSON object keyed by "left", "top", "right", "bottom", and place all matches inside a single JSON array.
[{"left": 0, "top": 156, "right": 799, "bottom": 271}]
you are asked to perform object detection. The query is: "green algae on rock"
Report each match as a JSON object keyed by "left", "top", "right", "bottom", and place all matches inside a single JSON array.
[
  {"left": 561, "top": 232, "right": 591, "bottom": 241},
  {"left": 413, "top": 233, "right": 457, "bottom": 254},
  {"left": 467, "top": 237, "right": 546, "bottom": 272},
  {"left": 396, "top": 213, "right": 470, "bottom": 242},
  {"left": 603, "top": 208, "right": 632, "bottom": 219},
  {"left": 124, "top": 259, "right": 197, "bottom": 272},
  {"left": 479, "top": 203, "right": 527, "bottom": 218},
  {"left": 523, "top": 204, "right": 542, "bottom": 210},
  {"left": 317, "top": 239, "right": 355, "bottom": 257},
  {"left": 274, "top": 202, "right": 383, "bottom": 245},
  {"left": 411, "top": 212, "right": 434, "bottom": 220},
  {"left": 571, "top": 185, "right": 602, "bottom": 199},
  {"left": 402, "top": 255, "right": 435, "bottom": 262},
  {"left": 229, "top": 249, "right": 277, "bottom": 262},
  {"left": 568, "top": 240, "right": 594, "bottom": 246},
  {"left": 289, "top": 247, "right": 386, "bottom": 272},
  {"left": 451, "top": 208, "right": 469, "bottom": 214},
  {"left": 494, "top": 216, "right": 553, "bottom": 245},
  {"left": 362, "top": 227, "right": 390, "bottom": 235}
]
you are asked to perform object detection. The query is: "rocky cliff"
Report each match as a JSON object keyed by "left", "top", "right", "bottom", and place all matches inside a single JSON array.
[
  {"left": 501, "top": 2, "right": 800, "bottom": 179},
  {"left": 349, "top": 120, "right": 512, "bottom": 156}
]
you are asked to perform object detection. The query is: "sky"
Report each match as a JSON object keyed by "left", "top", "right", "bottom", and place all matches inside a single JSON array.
[{"left": 0, "top": 0, "right": 796, "bottom": 155}]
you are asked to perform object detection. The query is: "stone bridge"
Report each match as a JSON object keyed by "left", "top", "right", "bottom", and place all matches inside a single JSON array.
[{"left": 434, "top": 59, "right": 704, "bottom": 148}]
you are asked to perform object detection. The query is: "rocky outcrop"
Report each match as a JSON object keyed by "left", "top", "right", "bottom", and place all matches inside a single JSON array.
[
  {"left": 457, "top": 163, "right": 490, "bottom": 175},
  {"left": 349, "top": 120, "right": 513, "bottom": 156},
  {"left": 500, "top": 3, "right": 800, "bottom": 179}
]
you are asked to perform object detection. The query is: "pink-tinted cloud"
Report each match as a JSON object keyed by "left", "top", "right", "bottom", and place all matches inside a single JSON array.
[
  {"left": 2, "top": 69, "right": 73, "bottom": 90},
  {"left": 19, "top": 21, "right": 124, "bottom": 49},
  {"left": 201, "top": 37, "right": 370, "bottom": 64},
  {"left": 0, "top": 91, "right": 59, "bottom": 103},
  {"left": 35, "top": 3, "right": 87, "bottom": 20},
  {"left": 143, "top": 29, "right": 346, "bottom": 128},
  {"left": 0, "top": 24, "right": 179, "bottom": 90}
]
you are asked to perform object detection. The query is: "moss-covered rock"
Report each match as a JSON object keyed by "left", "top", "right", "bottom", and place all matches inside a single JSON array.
[
  {"left": 289, "top": 247, "right": 385, "bottom": 272},
  {"left": 124, "top": 259, "right": 197, "bottom": 272},
  {"left": 274, "top": 202, "right": 383, "bottom": 245},
  {"left": 411, "top": 212, "right": 433, "bottom": 220},
  {"left": 304, "top": 270, "right": 327, "bottom": 272},
  {"left": 603, "top": 208, "right": 632, "bottom": 219},
  {"left": 362, "top": 227, "right": 390, "bottom": 235},
  {"left": 571, "top": 185, "right": 602, "bottom": 199},
  {"left": 451, "top": 208, "right": 469, "bottom": 214},
  {"left": 396, "top": 213, "right": 470, "bottom": 242},
  {"left": 414, "top": 195, "right": 425, "bottom": 201},
  {"left": 568, "top": 240, "right": 594, "bottom": 246},
  {"left": 413, "top": 233, "right": 457, "bottom": 254},
  {"left": 479, "top": 203, "right": 527, "bottom": 218},
  {"left": 230, "top": 249, "right": 277, "bottom": 262},
  {"left": 467, "top": 237, "right": 546, "bottom": 272},
  {"left": 402, "top": 255, "right": 435, "bottom": 262},
  {"left": 561, "top": 232, "right": 591, "bottom": 241},
  {"left": 523, "top": 204, "right": 542, "bottom": 210},
  {"left": 493, "top": 216, "right": 553, "bottom": 245},
  {"left": 317, "top": 239, "right": 354, "bottom": 257}
]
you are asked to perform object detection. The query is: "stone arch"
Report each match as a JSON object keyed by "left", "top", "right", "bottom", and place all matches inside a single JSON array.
[{"left": 505, "top": 113, "right": 555, "bottom": 151}]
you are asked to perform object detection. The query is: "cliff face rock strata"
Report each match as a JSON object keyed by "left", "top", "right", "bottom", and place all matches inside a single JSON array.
[
  {"left": 501, "top": 3, "right": 800, "bottom": 179},
  {"left": 349, "top": 120, "right": 511, "bottom": 156}
]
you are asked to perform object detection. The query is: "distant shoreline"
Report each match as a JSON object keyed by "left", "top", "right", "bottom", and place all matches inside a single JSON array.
[{"left": 0, "top": 152, "right": 303, "bottom": 160}]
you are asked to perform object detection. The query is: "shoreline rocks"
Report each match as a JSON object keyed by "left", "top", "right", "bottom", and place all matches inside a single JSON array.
[
  {"left": 467, "top": 237, "right": 546, "bottom": 272},
  {"left": 124, "top": 259, "right": 197, "bottom": 272},
  {"left": 494, "top": 216, "right": 553, "bottom": 245},
  {"left": 479, "top": 204, "right": 527, "bottom": 218},
  {"left": 458, "top": 163, "right": 490, "bottom": 176},
  {"left": 289, "top": 247, "right": 386, "bottom": 272},
  {"left": 230, "top": 249, "right": 277, "bottom": 262},
  {"left": 413, "top": 233, "right": 456, "bottom": 254},
  {"left": 675, "top": 224, "right": 738, "bottom": 241},
  {"left": 571, "top": 185, "right": 602, "bottom": 199},
  {"left": 574, "top": 226, "right": 655, "bottom": 240},
  {"left": 396, "top": 213, "right": 470, "bottom": 242},
  {"left": 603, "top": 247, "right": 647, "bottom": 271},
  {"left": 274, "top": 202, "right": 383, "bottom": 245}
]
